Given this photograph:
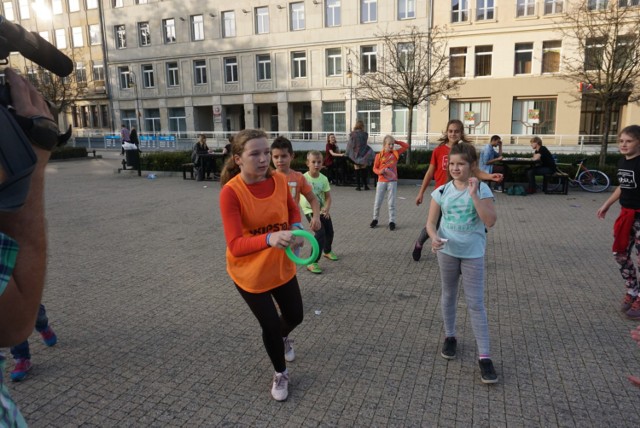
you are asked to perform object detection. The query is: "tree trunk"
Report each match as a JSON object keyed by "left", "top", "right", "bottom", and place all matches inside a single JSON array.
[
  {"left": 405, "top": 106, "right": 414, "bottom": 165},
  {"left": 599, "top": 102, "right": 613, "bottom": 169}
]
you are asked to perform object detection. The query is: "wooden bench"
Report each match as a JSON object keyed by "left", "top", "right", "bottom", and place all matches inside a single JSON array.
[
  {"left": 182, "top": 163, "right": 195, "bottom": 180},
  {"left": 543, "top": 171, "right": 569, "bottom": 195}
]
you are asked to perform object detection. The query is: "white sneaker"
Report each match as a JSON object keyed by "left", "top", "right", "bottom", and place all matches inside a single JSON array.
[
  {"left": 271, "top": 372, "right": 289, "bottom": 401},
  {"left": 283, "top": 337, "right": 295, "bottom": 362}
]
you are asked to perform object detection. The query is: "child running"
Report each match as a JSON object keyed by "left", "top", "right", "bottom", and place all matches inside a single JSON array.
[
  {"left": 597, "top": 125, "right": 640, "bottom": 320},
  {"left": 370, "top": 135, "right": 409, "bottom": 230},
  {"left": 219, "top": 129, "right": 305, "bottom": 401},
  {"left": 427, "top": 142, "right": 498, "bottom": 384},
  {"left": 300, "top": 150, "right": 338, "bottom": 274},
  {"left": 412, "top": 119, "right": 502, "bottom": 261},
  {"left": 271, "top": 136, "right": 321, "bottom": 233}
]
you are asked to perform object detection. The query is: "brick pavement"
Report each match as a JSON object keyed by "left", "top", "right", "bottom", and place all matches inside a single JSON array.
[{"left": 5, "top": 154, "right": 640, "bottom": 427}]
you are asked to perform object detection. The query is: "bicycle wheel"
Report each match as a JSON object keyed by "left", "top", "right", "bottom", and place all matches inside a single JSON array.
[{"left": 578, "top": 169, "right": 610, "bottom": 192}]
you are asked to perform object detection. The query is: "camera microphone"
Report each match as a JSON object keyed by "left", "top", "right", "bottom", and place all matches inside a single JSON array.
[{"left": 0, "top": 15, "right": 73, "bottom": 77}]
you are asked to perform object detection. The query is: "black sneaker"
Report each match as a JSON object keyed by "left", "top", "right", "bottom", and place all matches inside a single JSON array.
[
  {"left": 389, "top": 222, "right": 396, "bottom": 231},
  {"left": 370, "top": 219, "right": 378, "bottom": 228},
  {"left": 441, "top": 337, "right": 456, "bottom": 360},
  {"left": 478, "top": 359, "right": 498, "bottom": 384},
  {"left": 412, "top": 241, "right": 423, "bottom": 261}
]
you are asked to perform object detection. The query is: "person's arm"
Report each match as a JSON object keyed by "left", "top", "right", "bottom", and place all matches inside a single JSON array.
[
  {"left": 329, "top": 149, "right": 344, "bottom": 157},
  {"left": 426, "top": 198, "right": 444, "bottom": 252},
  {"left": 302, "top": 189, "right": 321, "bottom": 231},
  {"left": 597, "top": 186, "right": 621, "bottom": 219},
  {"left": 474, "top": 167, "right": 503, "bottom": 183},
  {"left": 322, "top": 191, "right": 332, "bottom": 218},
  {"left": 372, "top": 153, "right": 383, "bottom": 176},
  {"left": 394, "top": 140, "right": 410, "bottom": 156},
  {"left": 0, "top": 69, "right": 53, "bottom": 346},
  {"left": 469, "top": 178, "right": 497, "bottom": 228},
  {"left": 416, "top": 164, "right": 436, "bottom": 206},
  {"left": 532, "top": 150, "right": 542, "bottom": 162}
]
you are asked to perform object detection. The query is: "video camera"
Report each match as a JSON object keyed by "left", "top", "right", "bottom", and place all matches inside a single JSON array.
[{"left": 0, "top": 15, "right": 73, "bottom": 211}]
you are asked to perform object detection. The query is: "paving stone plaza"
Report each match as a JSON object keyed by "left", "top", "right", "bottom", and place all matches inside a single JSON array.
[{"left": 5, "top": 153, "right": 640, "bottom": 427}]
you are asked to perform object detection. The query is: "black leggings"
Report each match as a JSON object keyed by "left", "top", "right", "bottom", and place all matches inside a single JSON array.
[
  {"left": 306, "top": 214, "right": 334, "bottom": 262},
  {"left": 235, "top": 276, "right": 304, "bottom": 373}
]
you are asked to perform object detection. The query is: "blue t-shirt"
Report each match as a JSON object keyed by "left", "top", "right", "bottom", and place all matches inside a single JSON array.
[
  {"left": 479, "top": 144, "right": 499, "bottom": 174},
  {"left": 432, "top": 181, "right": 494, "bottom": 258}
]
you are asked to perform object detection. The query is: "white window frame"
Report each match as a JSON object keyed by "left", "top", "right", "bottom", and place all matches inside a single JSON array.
[
  {"left": 118, "top": 66, "right": 131, "bottom": 89},
  {"left": 326, "top": 48, "right": 342, "bottom": 76},
  {"left": 68, "top": 0, "right": 80, "bottom": 12},
  {"left": 256, "top": 54, "right": 272, "bottom": 81},
  {"left": 361, "top": 0, "right": 377, "bottom": 23},
  {"left": 475, "top": 45, "right": 493, "bottom": 77},
  {"left": 55, "top": 28, "right": 67, "bottom": 49},
  {"left": 191, "top": 15, "right": 204, "bottom": 41},
  {"left": 398, "top": 0, "right": 415, "bottom": 20},
  {"left": 224, "top": 57, "right": 238, "bottom": 83},
  {"left": 75, "top": 61, "right": 87, "bottom": 83},
  {"left": 326, "top": 0, "right": 341, "bottom": 27},
  {"left": 514, "top": 42, "right": 534, "bottom": 75},
  {"left": 516, "top": 0, "right": 537, "bottom": 17},
  {"left": 39, "top": 31, "right": 49, "bottom": 42},
  {"left": 2, "top": 2, "right": 14, "bottom": 20},
  {"left": 89, "top": 24, "right": 101, "bottom": 46},
  {"left": 92, "top": 61, "right": 104, "bottom": 81},
  {"left": 166, "top": 62, "right": 179, "bottom": 87},
  {"left": 139, "top": 22, "right": 151, "bottom": 46},
  {"left": 115, "top": 25, "right": 126, "bottom": 49},
  {"left": 142, "top": 64, "right": 155, "bottom": 88},
  {"left": 52, "top": 0, "right": 63, "bottom": 14},
  {"left": 163, "top": 18, "right": 176, "bottom": 44},
  {"left": 290, "top": 2, "right": 305, "bottom": 31},
  {"left": 361, "top": 46, "right": 377, "bottom": 73},
  {"left": 544, "top": 0, "right": 564, "bottom": 14},
  {"left": 477, "top": 0, "right": 495, "bottom": 20},
  {"left": 451, "top": 0, "right": 469, "bottom": 23},
  {"left": 72, "top": 27, "right": 84, "bottom": 47},
  {"left": 18, "top": 0, "right": 30, "bottom": 19},
  {"left": 194, "top": 60, "right": 207, "bottom": 85},
  {"left": 542, "top": 40, "right": 562, "bottom": 73},
  {"left": 587, "top": 0, "right": 608, "bottom": 10},
  {"left": 168, "top": 108, "right": 187, "bottom": 137},
  {"left": 449, "top": 47, "right": 467, "bottom": 78},
  {"left": 112, "top": 0, "right": 123, "bottom": 7},
  {"left": 87, "top": 0, "right": 98, "bottom": 9},
  {"left": 222, "top": 11, "right": 236, "bottom": 37},
  {"left": 292, "top": 51, "right": 307, "bottom": 78},
  {"left": 255, "top": 6, "right": 270, "bottom": 34}
]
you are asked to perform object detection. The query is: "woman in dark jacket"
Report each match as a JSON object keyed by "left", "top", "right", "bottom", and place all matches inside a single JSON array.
[{"left": 346, "top": 120, "right": 374, "bottom": 190}]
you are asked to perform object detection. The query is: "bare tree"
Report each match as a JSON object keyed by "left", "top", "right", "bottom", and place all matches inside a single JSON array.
[
  {"left": 24, "top": 66, "right": 80, "bottom": 124},
  {"left": 355, "top": 25, "right": 462, "bottom": 163},
  {"left": 554, "top": 1, "right": 640, "bottom": 168}
]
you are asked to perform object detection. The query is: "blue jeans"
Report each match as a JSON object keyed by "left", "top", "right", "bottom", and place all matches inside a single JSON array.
[{"left": 10, "top": 304, "right": 49, "bottom": 360}]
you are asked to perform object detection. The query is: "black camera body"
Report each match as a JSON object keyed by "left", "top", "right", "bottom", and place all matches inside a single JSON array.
[{"left": 0, "top": 15, "right": 73, "bottom": 211}]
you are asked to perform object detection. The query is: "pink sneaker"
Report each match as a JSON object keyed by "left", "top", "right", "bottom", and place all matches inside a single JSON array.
[
  {"left": 40, "top": 326, "right": 57, "bottom": 347},
  {"left": 10, "top": 358, "right": 32, "bottom": 382},
  {"left": 626, "top": 298, "right": 640, "bottom": 320}
]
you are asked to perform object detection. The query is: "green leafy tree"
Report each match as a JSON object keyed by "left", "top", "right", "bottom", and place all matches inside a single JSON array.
[{"left": 355, "top": 25, "right": 462, "bottom": 163}]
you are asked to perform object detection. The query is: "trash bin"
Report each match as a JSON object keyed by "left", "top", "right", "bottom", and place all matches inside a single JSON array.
[{"left": 123, "top": 142, "right": 140, "bottom": 169}]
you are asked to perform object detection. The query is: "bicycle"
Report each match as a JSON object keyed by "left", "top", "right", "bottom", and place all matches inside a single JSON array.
[{"left": 546, "top": 158, "right": 610, "bottom": 193}]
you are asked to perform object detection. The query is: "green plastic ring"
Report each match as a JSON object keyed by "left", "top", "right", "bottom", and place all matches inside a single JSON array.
[{"left": 285, "top": 229, "right": 320, "bottom": 265}]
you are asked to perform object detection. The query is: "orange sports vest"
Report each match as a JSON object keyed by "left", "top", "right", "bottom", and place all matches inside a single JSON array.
[{"left": 225, "top": 173, "right": 296, "bottom": 293}]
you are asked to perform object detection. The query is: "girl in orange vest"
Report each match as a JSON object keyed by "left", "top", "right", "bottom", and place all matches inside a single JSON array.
[{"left": 219, "top": 129, "right": 305, "bottom": 402}]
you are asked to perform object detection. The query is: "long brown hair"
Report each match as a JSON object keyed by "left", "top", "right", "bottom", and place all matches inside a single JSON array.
[
  {"left": 438, "top": 119, "right": 470, "bottom": 145},
  {"left": 220, "top": 129, "right": 270, "bottom": 185}
]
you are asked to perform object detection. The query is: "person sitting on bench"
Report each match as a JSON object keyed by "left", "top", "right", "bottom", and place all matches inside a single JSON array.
[{"left": 526, "top": 136, "right": 556, "bottom": 194}]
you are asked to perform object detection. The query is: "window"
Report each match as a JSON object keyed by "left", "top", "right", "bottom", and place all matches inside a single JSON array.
[
  {"left": 52, "top": 0, "right": 62, "bottom": 14},
  {"left": 392, "top": 102, "right": 417, "bottom": 134},
  {"left": 292, "top": 51, "right": 307, "bottom": 78},
  {"left": 477, "top": 0, "right": 495, "bottom": 20},
  {"left": 544, "top": 0, "right": 564, "bottom": 14},
  {"left": 256, "top": 54, "right": 272, "bottom": 81},
  {"left": 55, "top": 29, "right": 67, "bottom": 49},
  {"left": 75, "top": 61, "right": 87, "bottom": 83},
  {"left": 290, "top": 2, "right": 305, "bottom": 30},
  {"left": 194, "top": 60, "right": 207, "bottom": 85},
  {"left": 398, "top": 43, "right": 414, "bottom": 72},
  {"left": 222, "top": 11, "right": 236, "bottom": 37},
  {"left": 92, "top": 61, "right": 104, "bottom": 81},
  {"left": 72, "top": 27, "right": 84, "bottom": 47},
  {"left": 39, "top": 31, "right": 49, "bottom": 42},
  {"left": 142, "top": 64, "right": 155, "bottom": 88},
  {"left": 112, "top": 0, "right": 123, "bottom": 7},
  {"left": 619, "top": 0, "right": 640, "bottom": 6},
  {"left": 224, "top": 57, "right": 238, "bottom": 83},
  {"left": 512, "top": 98, "right": 556, "bottom": 134},
  {"left": 256, "top": 6, "right": 270, "bottom": 34},
  {"left": 326, "top": 48, "right": 342, "bottom": 76},
  {"left": 26, "top": 66, "right": 38, "bottom": 85},
  {"left": 361, "top": 0, "right": 377, "bottom": 23},
  {"left": 588, "top": 0, "right": 608, "bottom": 10},
  {"left": 166, "top": 62, "right": 179, "bottom": 86},
  {"left": 450, "top": 47, "right": 467, "bottom": 78},
  {"left": 614, "top": 36, "right": 634, "bottom": 69},
  {"left": 542, "top": 41, "right": 561, "bottom": 73},
  {"left": 167, "top": 62, "right": 180, "bottom": 86},
  {"left": 398, "top": 0, "right": 415, "bottom": 19},
  {"left": 139, "top": 22, "right": 151, "bottom": 46},
  {"left": 326, "top": 0, "right": 341, "bottom": 27},
  {"left": 322, "top": 101, "right": 346, "bottom": 132},
  {"left": 475, "top": 45, "right": 492, "bottom": 76},
  {"left": 163, "top": 19, "right": 176, "bottom": 44},
  {"left": 100, "top": 105, "right": 109, "bottom": 128},
  {"left": 357, "top": 100, "right": 381, "bottom": 133},
  {"left": 89, "top": 24, "right": 101, "bottom": 45},
  {"left": 90, "top": 106, "right": 98, "bottom": 128},
  {"left": 451, "top": 0, "right": 468, "bottom": 23},
  {"left": 144, "top": 109, "right": 161, "bottom": 133},
  {"left": 191, "top": 15, "right": 204, "bottom": 41},
  {"left": 361, "top": 46, "right": 377, "bottom": 73},
  {"left": 18, "top": 0, "right": 29, "bottom": 19},
  {"left": 585, "top": 38, "right": 604, "bottom": 71},
  {"left": 2, "top": 2, "right": 14, "bottom": 20},
  {"left": 450, "top": 100, "right": 491, "bottom": 134},
  {"left": 115, "top": 25, "right": 126, "bottom": 49},
  {"left": 136, "top": 0, "right": 148, "bottom": 4},
  {"left": 169, "top": 108, "right": 187, "bottom": 137},
  {"left": 121, "top": 110, "right": 136, "bottom": 131},
  {"left": 514, "top": 43, "right": 533, "bottom": 74},
  {"left": 118, "top": 66, "right": 131, "bottom": 89},
  {"left": 87, "top": 0, "right": 98, "bottom": 9},
  {"left": 517, "top": 0, "right": 536, "bottom": 16},
  {"left": 68, "top": 0, "right": 80, "bottom": 12}
]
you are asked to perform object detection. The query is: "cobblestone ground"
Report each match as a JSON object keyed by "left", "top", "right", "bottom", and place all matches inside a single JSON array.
[{"left": 5, "top": 154, "right": 640, "bottom": 427}]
